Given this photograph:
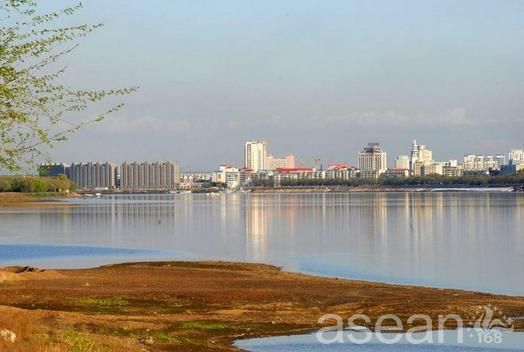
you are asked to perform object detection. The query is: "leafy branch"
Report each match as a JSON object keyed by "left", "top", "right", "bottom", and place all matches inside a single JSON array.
[{"left": 0, "top": 0, "right": 137, "bottom": 171}]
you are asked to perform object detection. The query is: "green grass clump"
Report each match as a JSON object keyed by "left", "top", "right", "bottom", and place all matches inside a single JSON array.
[
  {"left": 179, "top": 321, "right": 230, "bottom": 331},
  {"left": 73, "top": 297, "right": 129, "bottom": 308},
  {"left": 63, "top": 332, "right": 101, "bottom": 352},
  {"left": 151, "top": 331, "right": 181, "bottom": 344}
]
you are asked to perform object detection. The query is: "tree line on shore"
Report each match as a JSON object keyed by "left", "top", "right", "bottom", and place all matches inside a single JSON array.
[
  {"left": 252, "top": 172, "right": 524, "bottom": 188},
  {"left": 0, "top": 175, "right": 76, "bottom": 193}
]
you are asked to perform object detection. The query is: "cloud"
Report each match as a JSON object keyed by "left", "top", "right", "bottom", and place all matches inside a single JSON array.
[
  {"left": 90, "top": 107, "right": 518, "bottom": 138},
  {"left": 96, "top": 115, "right": 192, "bottom": 135},
  {"left": 311, "top": 108, "right": 473, "bottom": 128},
  {"left": 215, "top": 108, "right": 476, "bottom": 130}
]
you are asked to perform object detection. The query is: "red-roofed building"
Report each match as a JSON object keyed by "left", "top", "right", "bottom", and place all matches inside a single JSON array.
[
  {"left": 276, "top": 167, "right": 313, "bottom": 174},
  {"left": 327, "top": 163, "right": 350, "bottom": 171}
]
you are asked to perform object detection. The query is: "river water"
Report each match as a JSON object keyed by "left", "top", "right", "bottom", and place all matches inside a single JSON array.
[{"left": 1, "top": 192, "right": 523, "bottom": 295}]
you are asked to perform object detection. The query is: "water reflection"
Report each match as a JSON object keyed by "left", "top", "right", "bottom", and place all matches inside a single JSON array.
[
  {"left": 0, "top": 192, "right": 523, "bottom": 294},
  {"left": 245, "top": 195, "right": 269, "bottom": 261}
]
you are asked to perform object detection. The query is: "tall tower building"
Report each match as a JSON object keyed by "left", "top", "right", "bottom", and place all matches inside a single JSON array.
[
  {"left": 358, "top": 143, "right": 387, "bottom": 175},
  {"left": 410, "top": 140, "right": 419, "bottom": 172},
  {"left": 68, "top": 162, "right": 116, "bottom": 190},
  {"left": 410, "top": 140, "right": 433, "bottom": 174},
  {"left": 244, "top": 141, "right": 267, "bottom": 172},
  {"left": 120, "top": 161, "right": 179, "bottom": 191}
]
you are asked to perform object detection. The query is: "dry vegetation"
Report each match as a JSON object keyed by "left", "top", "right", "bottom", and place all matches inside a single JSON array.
[
  {"left": 0, "top": 192, "right": 75, "bottom": 208},
  {"left": 0, "top": 262, "right": 522, "bottom": 351}
]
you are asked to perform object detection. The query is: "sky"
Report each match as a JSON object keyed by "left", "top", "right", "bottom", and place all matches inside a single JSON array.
[{"left": 40, "top": 0, "right": 524, "bottom": 170}]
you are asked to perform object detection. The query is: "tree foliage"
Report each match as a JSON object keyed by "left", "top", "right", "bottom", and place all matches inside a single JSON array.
[
  {"left": 0, "top": 0, "right": 136, "bottom": 171},
  {"left": 257, "top": 174, "right": 524, "bottom": 188},
  {"left": 0, "top": 174, "right": 75, "bottom": 193}
]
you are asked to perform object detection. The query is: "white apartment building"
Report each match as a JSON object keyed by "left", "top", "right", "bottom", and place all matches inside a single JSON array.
[
  {"left": 382, "top": 169, "right": 410, "bottom": 178},
  {"left": 463, "top": 155, "right": 505, "bottom": 172},
  {"left": 180, "top": 172, "right": 213, "bottom": 182},
  {"left": 212, "top": 165, "right": 242, "bottom": 189},
  {"left": 120, "top": 161, "right": 179, "bottom": 191},
  {"left": 395, "top": 155, "right": 410, "bottom": 170},
  {"left": 244, "top": 141, "right": 267, "bottom": 172},
  {"left": 326, "top": 167, "right": 360, "bottom": 180},
  {"left": 443, "top": 165, "right": 464, "bottom": 177},
  {"left": 69, "top": 162, "right": 116, "bottom": 190},
  {"left": 412, "top": 160, "right": 448, "bottom": 176},
  {"left": 358, "top": 143, "right": 387, "bottom": 175},
  {"left": 422, "top": 162, "right": 444, "bottom": 176},
  {"left": 509, "top": 149, "right": 524, "bottom": 165},
  {"left": 266, "top": 153, "right": 295, "bottom": 169}
]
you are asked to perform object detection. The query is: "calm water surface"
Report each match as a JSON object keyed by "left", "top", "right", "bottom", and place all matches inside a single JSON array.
[
  {"left": 235, "top": 330, "right": 524, "bottom": 351},
  {"left": 0, "top": 192, "right": 523, "bottom": 295}
]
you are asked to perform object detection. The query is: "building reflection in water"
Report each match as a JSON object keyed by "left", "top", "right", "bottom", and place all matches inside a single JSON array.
[
  {"left": 38, "top": 195, "right": 181, "bottom": 248},
  {"left": 243, "top": 194, "right": 299, "bottom": 261},
  {"left": 244, "top": 195, "right": 269, "bottom": 261}
]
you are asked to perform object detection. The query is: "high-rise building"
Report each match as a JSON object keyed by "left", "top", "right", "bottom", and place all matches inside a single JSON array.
[
  {"left": 395, "top": 155, "right": 410, "bottom": 170},
  {"left": 244, "top": 141, "right": 267, "bottom": 172},
  {"left": 69, "top": 162, "right": 116, "bottom": 190},
  {"left": 120, "top": 161, "right": 179, "bottom": 191},
  {"left": 266, "top": 153, "right": 295, "bottom": 170},
  {"left": 358, "top": 143, "right": 387, "bottom": 175},
  {"left": 39, "top": 163, "right": 70, "bottom": 177},
  {"left": 463, "top": 155, "right": 505, "bottom": 172},
  {"left": 409, "top": 140, "right": 433, "bottom": 173}
]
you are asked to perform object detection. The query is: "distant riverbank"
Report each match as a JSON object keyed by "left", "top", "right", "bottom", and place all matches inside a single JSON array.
[
  {"left": 249, "top": 185, "right": 519, "bottom": 193},
  {"left": 2, "top": 187, "right": 521, "bottom": 209},
  {"left": 0, "top": 261, "right": 523, "bottom": 351}
]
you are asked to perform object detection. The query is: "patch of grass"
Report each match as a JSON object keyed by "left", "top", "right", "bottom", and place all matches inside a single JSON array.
[
  {"left": 73, "top": 297, "right": 129, "bottom": 308},
  {"left": 151, "top": 331, "right": 181, "bottom": 344},
  {"left": 179, "top": 321, "right": 230, "bottom": 331},
  {"left": 63, "top": 332, "right": 101, "bottom": 352}
]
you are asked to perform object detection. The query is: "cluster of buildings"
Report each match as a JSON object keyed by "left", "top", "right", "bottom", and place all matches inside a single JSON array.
[
  {"left": 390, "top": 141, "right": 524, "bottom": 178},
  {"left": 40, "top": 161, "right": 180, "bottom": 192},
  {"left": 197, "top": 140, "right": 523, "bottom": 189},
  {"left": 40, "top": 140, "right": 524, "bottom": 192},
  {"left": 181, "top": 141, "right": 297, "bottom": 190}
]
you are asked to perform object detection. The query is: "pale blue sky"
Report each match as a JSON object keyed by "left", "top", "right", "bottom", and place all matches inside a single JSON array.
[{"left": 46, "top": 0, "right": 524, "bottom": 170}]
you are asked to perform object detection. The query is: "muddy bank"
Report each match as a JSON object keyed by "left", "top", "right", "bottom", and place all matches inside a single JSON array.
[{"left": 0, "top": 261, "right": 523, "bottom": 351}]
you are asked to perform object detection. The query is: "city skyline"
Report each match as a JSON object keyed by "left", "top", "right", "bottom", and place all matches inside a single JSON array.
[
  {"left": 39, "top": 138, "right": 523, "bottom": 191},
  {"left": 42, "top": 139, "right": 523, "bottom": 173}
]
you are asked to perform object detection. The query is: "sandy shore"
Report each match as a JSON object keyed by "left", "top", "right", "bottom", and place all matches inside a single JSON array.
[{"left": 0, "top": 261, "right": 522, "bottom": 351}]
